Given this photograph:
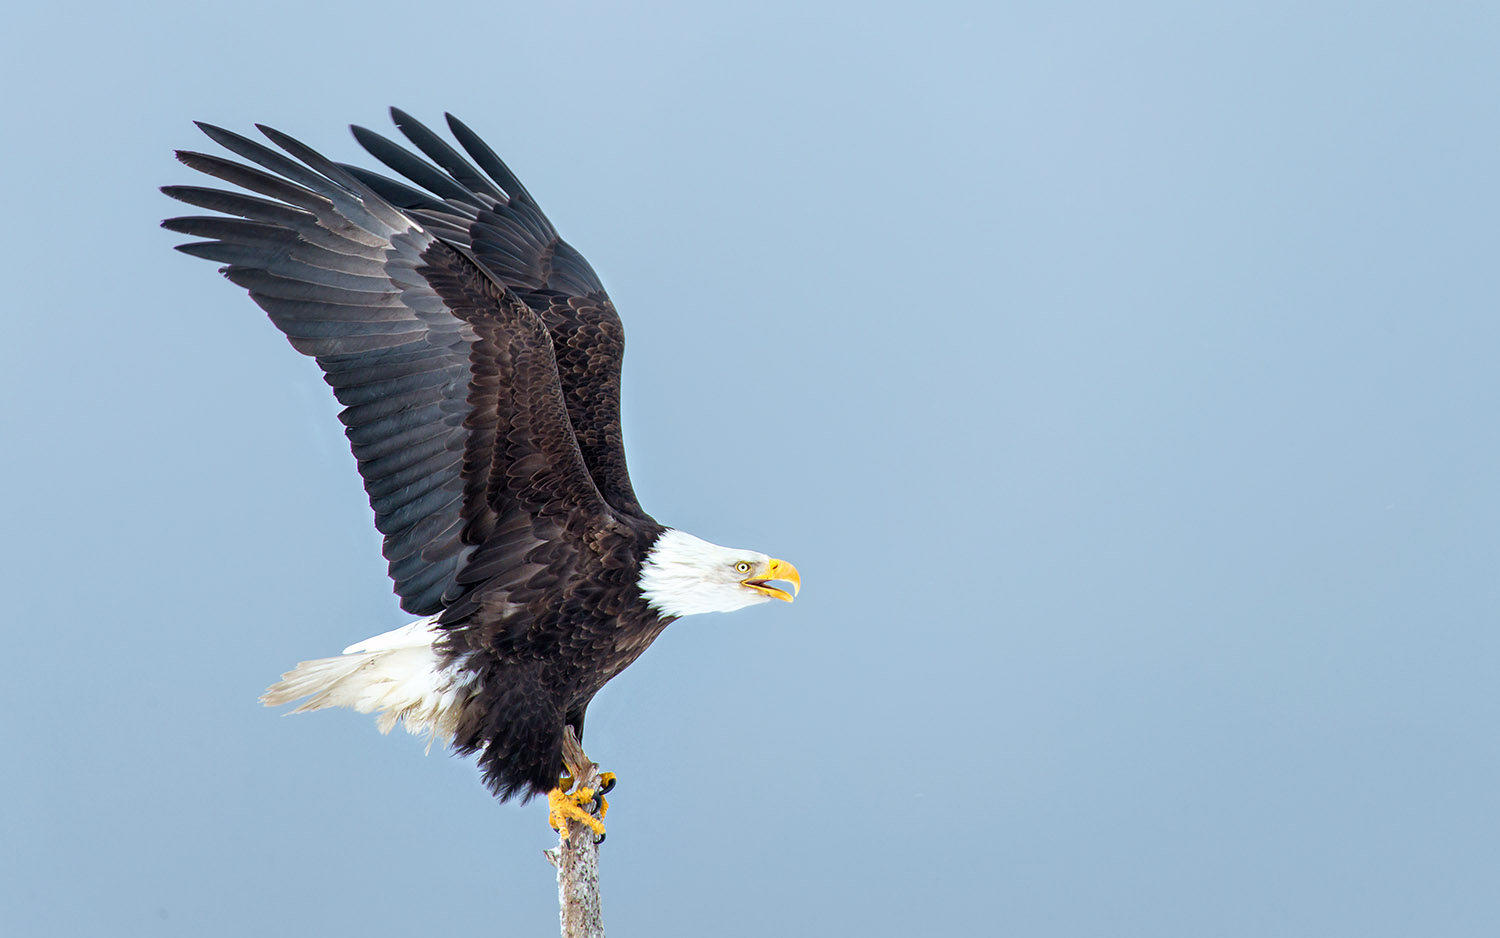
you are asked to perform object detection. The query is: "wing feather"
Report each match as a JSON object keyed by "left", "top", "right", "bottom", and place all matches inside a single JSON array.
[
  {"left": 351, "top": 125, "right": 479, "bottom": 207},
  {"left": 348, "top": 109, "right": 646, "bottom": 519},
  {"left": 164, "top": 121, "right": 618, "bottom": 614},
  {"left": 442, "top": 112, "right": 538, "bottom": 206}
]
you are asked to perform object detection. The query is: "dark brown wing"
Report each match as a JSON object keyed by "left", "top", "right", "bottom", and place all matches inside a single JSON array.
[
  {"left": 339, "top": 109, "right": 646, "bottom": 520},
  {"left": 162, "top": 122, "right": 623, "bottom": 616}
]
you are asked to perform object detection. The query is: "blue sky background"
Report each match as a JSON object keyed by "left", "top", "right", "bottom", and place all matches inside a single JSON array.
[{"left": 3, "top": 2, "right": 1498, "bottom": 935}]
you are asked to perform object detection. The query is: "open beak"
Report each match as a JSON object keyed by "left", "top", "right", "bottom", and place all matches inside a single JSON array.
[{"left": 744, "top": 558, "right": 802, "bottom": 603}]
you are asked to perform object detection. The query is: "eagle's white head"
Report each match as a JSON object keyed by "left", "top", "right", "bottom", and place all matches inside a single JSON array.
[{"left": 637, "top": 529, "right": 801, "bottom": 619}]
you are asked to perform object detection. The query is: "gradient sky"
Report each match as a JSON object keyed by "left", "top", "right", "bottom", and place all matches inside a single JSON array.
[{"left": 4, "top": 2, "right": 1498, "bottom": 936}]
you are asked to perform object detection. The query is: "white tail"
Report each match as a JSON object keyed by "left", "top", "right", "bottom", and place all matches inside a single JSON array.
[{"left": 261, "top": 616, "right": 471, "bottom": 746}]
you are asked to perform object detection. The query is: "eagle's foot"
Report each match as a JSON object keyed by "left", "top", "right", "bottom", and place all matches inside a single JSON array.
[{"left": 548, "top": 784, "right": 608, "bottom": 840}]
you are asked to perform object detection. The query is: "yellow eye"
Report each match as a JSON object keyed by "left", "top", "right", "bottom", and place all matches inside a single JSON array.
[{"left": 735, "top": 561, "right": 752, "bottom": 574}]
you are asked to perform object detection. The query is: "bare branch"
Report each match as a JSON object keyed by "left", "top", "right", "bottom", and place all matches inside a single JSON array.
[{"left": 552, "top": 728, "right": 606, "bottom": 938}]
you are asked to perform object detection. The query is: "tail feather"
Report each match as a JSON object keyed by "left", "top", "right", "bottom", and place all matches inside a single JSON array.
[{"left": 262, "top": 616, "right": 471, "bottom": 746}]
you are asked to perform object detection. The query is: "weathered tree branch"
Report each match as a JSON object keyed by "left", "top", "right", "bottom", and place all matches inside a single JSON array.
[{"left": 544, "top": 728, "right": 606, "bottom": 938}]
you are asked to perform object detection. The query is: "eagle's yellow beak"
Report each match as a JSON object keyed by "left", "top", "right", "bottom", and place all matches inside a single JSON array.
[{"left": 743, "top": 558, "right": 801, "bottom": 602}]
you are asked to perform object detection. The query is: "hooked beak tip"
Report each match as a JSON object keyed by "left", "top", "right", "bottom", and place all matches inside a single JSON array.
[{"left": 748, "top": 558, "right": 801, "bottom": 602}]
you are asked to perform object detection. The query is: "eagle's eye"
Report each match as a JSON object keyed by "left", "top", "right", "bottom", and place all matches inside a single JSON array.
[{"left": 735, "top": 561, "right": 753, "bottom": 574}]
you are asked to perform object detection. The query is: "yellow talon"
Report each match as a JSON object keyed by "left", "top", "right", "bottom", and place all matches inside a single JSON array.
[{"left": 548, "top": 785, "right": 606, "bottom": 838}]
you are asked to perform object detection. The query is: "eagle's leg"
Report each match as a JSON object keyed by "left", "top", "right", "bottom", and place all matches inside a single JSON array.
[
  {"left": 556, "top": 770, "right": 612, "bottom": 795},
  {"left": 548, "top": 728, "right": 611, "bottom": 841}
]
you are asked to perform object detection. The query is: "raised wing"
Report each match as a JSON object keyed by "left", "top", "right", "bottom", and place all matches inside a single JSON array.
[
  {"left": 163, "top": 121, "right": 617, "bottom": 616},
  {"left": 339, "top": 109, "right": 646, "bottom": 520}
]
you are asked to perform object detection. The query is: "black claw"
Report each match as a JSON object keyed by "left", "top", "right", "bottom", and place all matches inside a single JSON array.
[
  {"left": 597, "top": 776, "right": 616, "bottom": 796},
  {"left": 593, "top": 832, "right": 606, "bottom": 846}
]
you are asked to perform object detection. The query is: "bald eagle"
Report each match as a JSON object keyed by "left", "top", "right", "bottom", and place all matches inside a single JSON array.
[{"left": 162, "top": 109, "right": 800, "bottom": 835}]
